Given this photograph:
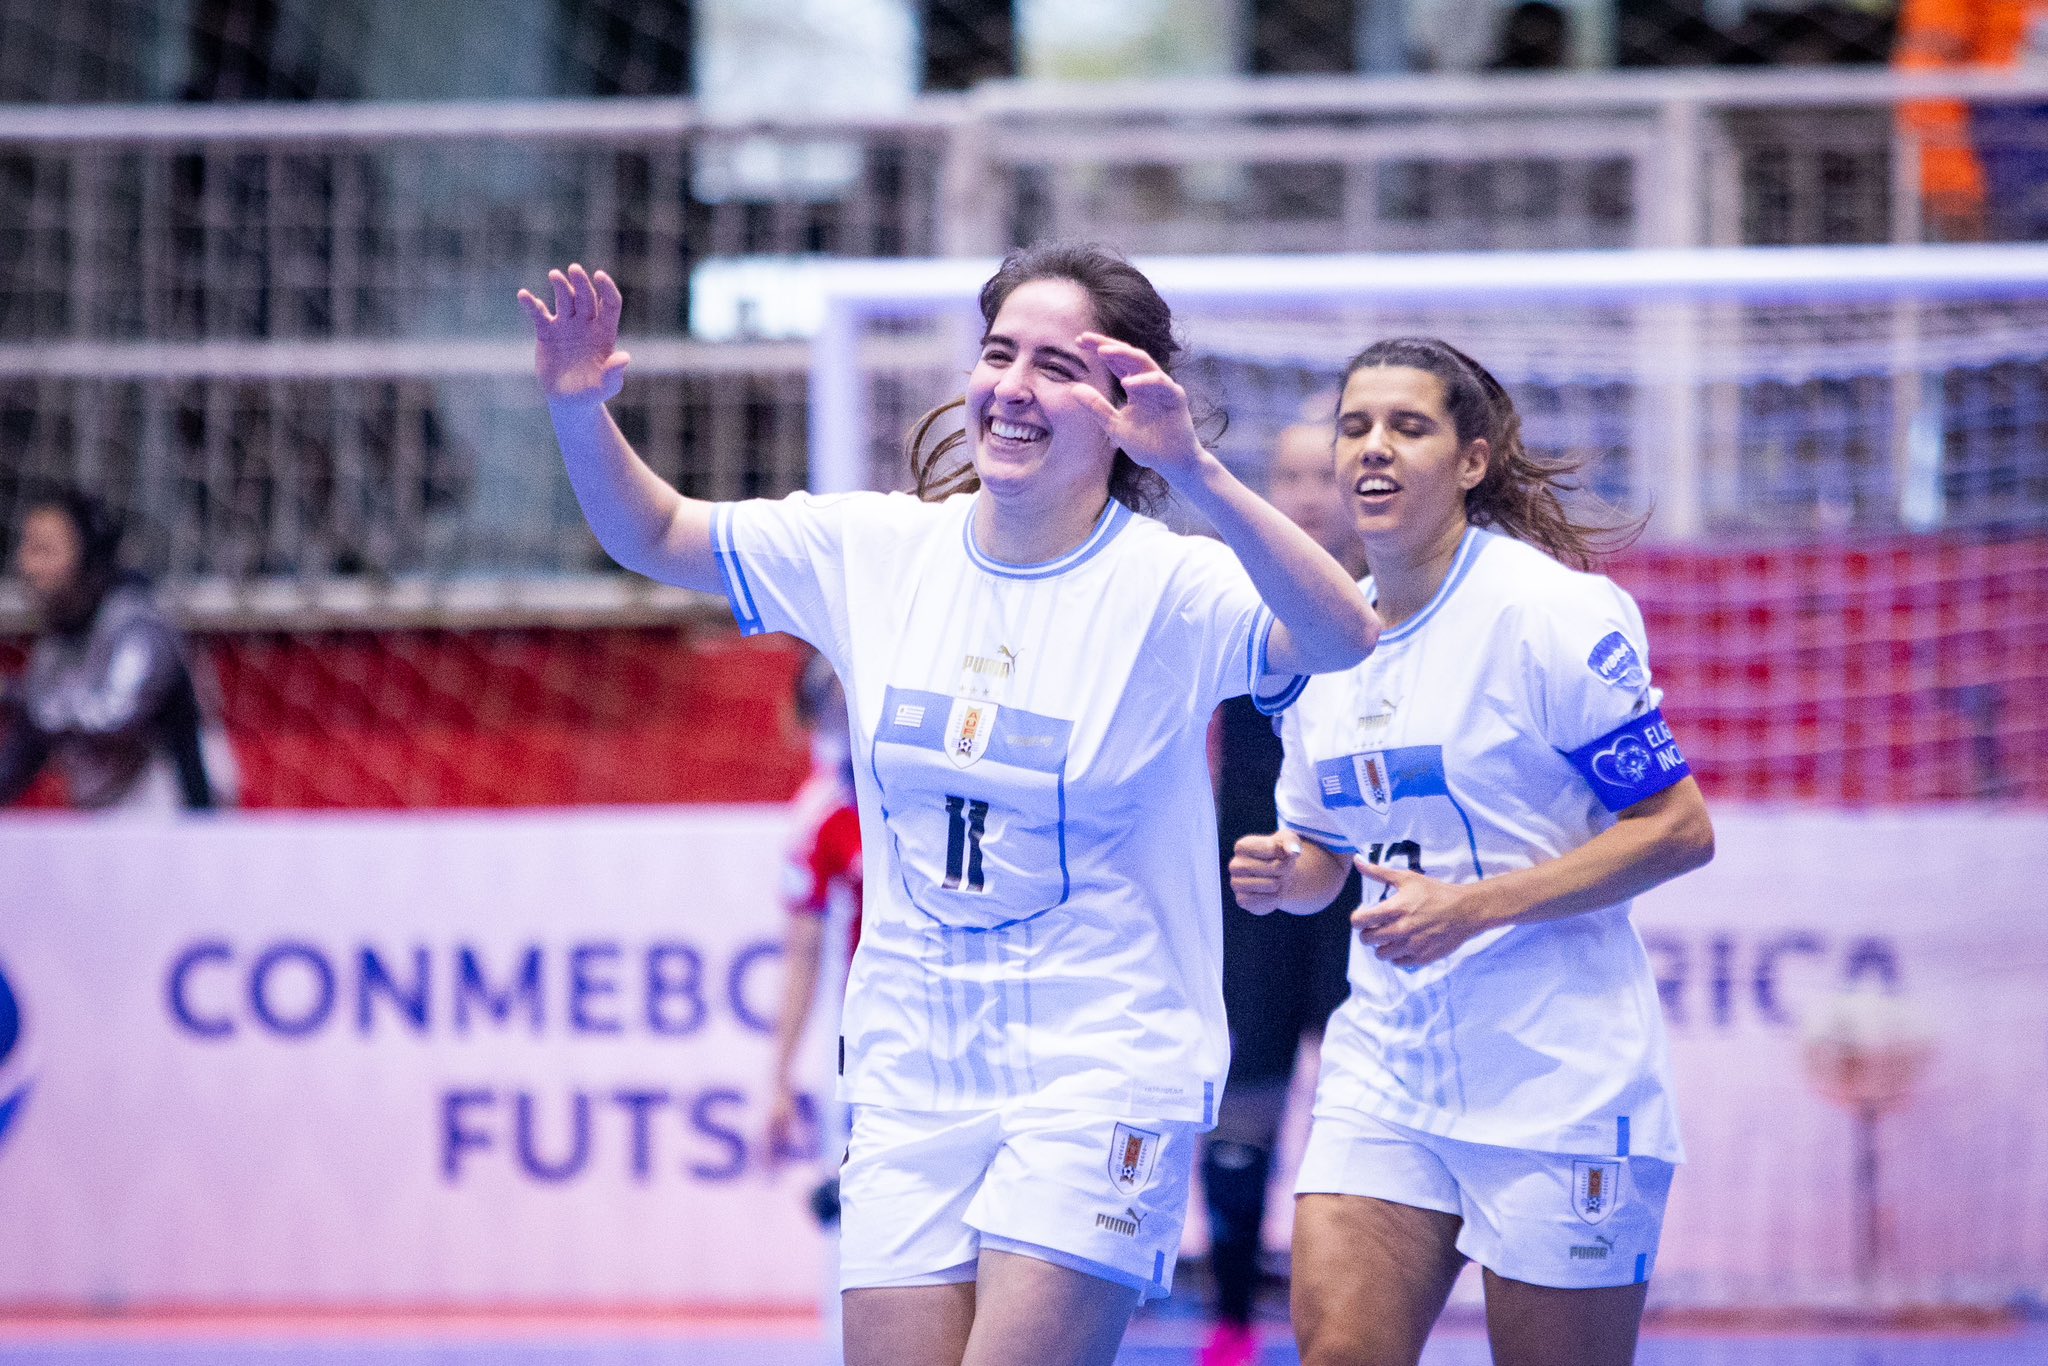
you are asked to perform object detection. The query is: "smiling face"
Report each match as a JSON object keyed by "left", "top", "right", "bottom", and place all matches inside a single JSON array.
[
  {"left": 966, "top": 278, "right": 1119, "bottom": 508},
  {"left": 1335, "top": 364, "right": 1490, "bottom": 560}
]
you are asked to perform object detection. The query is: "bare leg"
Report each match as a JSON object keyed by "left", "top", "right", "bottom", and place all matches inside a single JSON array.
[
  {"left": 1483, "top": 1269, "right": 1648, "bottom": 1366},
  {"left": 1291, "top": 1193, "right": 1466, "bottom": 1366},
  {"left": 960, "top": 1248, "right": 1142, "bottom": 1366},
  {"left": 843, "top": 1281, "right": 977, "bottom": 1366}
]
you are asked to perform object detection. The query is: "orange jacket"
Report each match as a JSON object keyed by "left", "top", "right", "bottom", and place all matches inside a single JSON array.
[{"left": 1895, "top": 0, "right": 2045, "bottom": 203}]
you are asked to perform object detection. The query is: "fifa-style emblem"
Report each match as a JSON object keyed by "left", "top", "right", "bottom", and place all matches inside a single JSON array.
[
  {"left": 1108, "top": 1123, "right": 1161, "bottom": 1195},
  {"left": 1572, "top": 1159, "right": 1623, "bottom": 1226},
  {"left": 1354, "top": 752, "right": 1393, "bottom": 814},
  {"left": 945, "top": 699, "right": 999, "bottom": 769}
]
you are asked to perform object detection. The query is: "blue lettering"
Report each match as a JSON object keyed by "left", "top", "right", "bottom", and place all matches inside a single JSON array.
[
  {"left": 358, "top": 945, "right": 430, "bottom": 1034},
  {"left": 166, "top": 940, "right": 236, "bottom": 1039},
  {"left": 249, "top": 942, "right": 335, "bottom": 1037},
  {"left": 441, "top": 1088, "right": 495, "bottom": 1182},
  {"left": 645, "top": 943, "right": 705, "bottom": 1036},
  {"left": 688, "top": 1088, "right": 748, "bottom": 1180},
  {"left": 614, "top": 1089, "right": 669, "bottom": 1181},
  {"left": 1709, "top": 935, "right": 1736, "bottom": 1028},
  {"left": 455, "top": 945, "right": 543, "bottom": 1034},
  {"left": 1843, "top": 937, "right": 1901, "bottom": 992},
  {"left": 728, "top": 941, "right": 782, "bottom": 1036},
  {"left": 1753, "top": 933, "right": 1824, "bottom": 1026},
  {"left": 515, "top": 1090, "right": 591, "bottom": 1182},
  {"left": 569, "top": 944, "right": 623, "bottom": 1034}
]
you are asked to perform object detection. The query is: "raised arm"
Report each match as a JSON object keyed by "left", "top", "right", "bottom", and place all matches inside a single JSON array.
[
  {"left": 518, "top": 264, "right": 719, "bottom": 592},
  {"left": 1073, "top": 334, "right": 1378, "bottom": 676}
]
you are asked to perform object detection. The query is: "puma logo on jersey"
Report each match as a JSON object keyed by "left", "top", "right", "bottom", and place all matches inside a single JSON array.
[{"left": 962, "top": 646, "right": 1018, "bottom": 681}]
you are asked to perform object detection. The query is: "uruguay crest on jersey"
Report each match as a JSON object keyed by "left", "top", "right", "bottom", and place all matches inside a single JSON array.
[
  {"left": 944, "top": 698, "right": 998, "bottom": 768},
  {"left": 1355, "top": 751, "right": 1393, "bottom": 814}
]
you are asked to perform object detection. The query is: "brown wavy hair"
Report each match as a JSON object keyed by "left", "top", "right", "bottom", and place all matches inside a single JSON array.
[
  {"left": 908, "top": 243, "right": 1176, "bottom": 516},
  {"left": 1340, "top": 338, "right": 1643, "bottom": 570}
]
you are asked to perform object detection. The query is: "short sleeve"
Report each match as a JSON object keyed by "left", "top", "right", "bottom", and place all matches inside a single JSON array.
[
  {"left": 1273, "top": 699, "right": 1357, "bottom": 855},
  {"left": 712, "top": 491, "right": 875, "bottom": 656},
  {"left": 1524, "top": 576, "right": 1692, "bottom": 812},
  {"left": 1171, "top": 536, "right": 1310, "bottom": 717}
]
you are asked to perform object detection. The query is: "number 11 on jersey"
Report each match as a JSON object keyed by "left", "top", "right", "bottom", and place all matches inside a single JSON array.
[{"left": 943, "top": 795, "right": 989, "bottom": 892}]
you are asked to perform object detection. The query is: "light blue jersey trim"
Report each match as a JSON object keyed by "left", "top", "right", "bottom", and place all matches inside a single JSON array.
[
  {"left": 1617, "top": 1115, "right": 1631, "bottom": 1157},
  {"left": 1634, "top": 1253, "right": 1649, "bottom": 1285},
  {"left": 710, "top": 503, "right": 765, "bottom": 637},
  {"left": 961, "top": 496, "right": 1132, "bottom": 580},
  {"left": 1283, "top": 819, "right": 1358, "bottom": 856},
  {"left": 1248, "top": 606, "right": 1310, "bottom": 716},
  {"left": 1372, "top": 526, "right": 1491, "bottom": 646}
]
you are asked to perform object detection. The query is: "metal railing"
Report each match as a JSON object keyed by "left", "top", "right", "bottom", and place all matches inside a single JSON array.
[{"left": 1, "top": 67, "right": 2045, "bottom": 621}]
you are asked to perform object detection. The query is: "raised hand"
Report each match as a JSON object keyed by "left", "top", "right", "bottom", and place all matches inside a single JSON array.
[
  {"left": 1069, "top": 332, "right": 1206, "bottom": 480},
  {"left": 517, "top": 263, "right": 631, "bottom": 405}
]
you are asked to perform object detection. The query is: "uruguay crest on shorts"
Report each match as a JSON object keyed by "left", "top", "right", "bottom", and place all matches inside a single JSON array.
[
  {"left": 944, "top": 698, "right": 998, "bottom": 769},
  {"left": 1108, "top": 1123, "right": 1161, "bottom": 1194},
  {"left": 1572, "top": 1159, "right": 1623, "bottom": 1225}
]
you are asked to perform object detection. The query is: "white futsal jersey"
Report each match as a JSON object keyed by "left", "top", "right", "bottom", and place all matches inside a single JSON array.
[
  {"left": 1277, "top": 528, "right": 1689, "bottom": 1162},
  {"left": 714, "top": 490, "right": 1302, "bottom": 1125}
]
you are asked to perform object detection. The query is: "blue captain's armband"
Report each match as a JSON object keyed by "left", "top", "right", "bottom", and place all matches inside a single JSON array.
[{"left": 1564, "top": 708, "right": 1690, "bottom": 812}]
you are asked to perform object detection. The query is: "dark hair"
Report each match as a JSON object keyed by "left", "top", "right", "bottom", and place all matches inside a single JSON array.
[
  {"left": 909, "top": 242, "right": 1176, "bottom": 516},
  {"left": 1339, "top": 338, "right": 1642, "bottom": 570},
  {"left": 24, "top": 485, "right": 124, "bottom": 580}
]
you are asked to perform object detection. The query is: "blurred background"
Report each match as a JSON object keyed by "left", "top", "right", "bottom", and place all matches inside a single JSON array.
[{"left": 0, "top": 1, "right": 2044, "bottom": 1363}]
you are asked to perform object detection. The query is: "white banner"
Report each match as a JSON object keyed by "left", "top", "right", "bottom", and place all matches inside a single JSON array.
[
  {"left": 1, "top": 806, "right": 2044, "bottom": 1310},
  {"left": 0, "top": 808, "right": 835, "bottom": 1310}
]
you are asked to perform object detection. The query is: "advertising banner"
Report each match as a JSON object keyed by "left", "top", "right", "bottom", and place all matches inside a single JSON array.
[{"left": 1, "top": 806, "right": 2042, "bottom": 1310}]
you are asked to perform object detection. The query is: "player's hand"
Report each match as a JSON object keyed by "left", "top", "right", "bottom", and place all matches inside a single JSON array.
[
  {"left": 763, "top": 1081, "right": 807, "bottom": 1169},
  {"left": 1229, "top": 831, "right": 1306, "bottom": 914},
  {"left": 1069, "top": 332, "right": 1206, "bottom": 480},
  {"left": 517, "top": 263, "right": 632, "bottom": 405},
  {"left": 1351, "top": 861, "right": 1497, "bottom": 968}
]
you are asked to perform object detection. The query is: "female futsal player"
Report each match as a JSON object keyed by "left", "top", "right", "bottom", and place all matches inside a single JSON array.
[
  {"left": 520, "top": 246, "right": 1379, "bottom": 1366},
  {"left": 1230, "top": 339, "right": 1714, "bottom": 1366}
]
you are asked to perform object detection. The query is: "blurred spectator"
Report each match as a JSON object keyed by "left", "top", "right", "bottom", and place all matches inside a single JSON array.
[
  {"left": 763, "top": 650, "right": 862, "bottom": 1363},
  {"left": 0, "top": 489, "right": 223, "bottom": 813},
  {"left": 1895, "top": 0, "right": 2048, "bottom": 240},
  {"left": 1489, "top": 0, "right": 1573, "bottom": 69}
]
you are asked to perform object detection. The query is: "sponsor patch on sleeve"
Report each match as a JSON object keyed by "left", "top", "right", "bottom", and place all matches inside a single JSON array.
[
  {"left": 1564, "top": 708, "right": 1690, "bottom": 811},
  {"left": 1587, "top": 631, "right": 1648, "bottom": 692}
]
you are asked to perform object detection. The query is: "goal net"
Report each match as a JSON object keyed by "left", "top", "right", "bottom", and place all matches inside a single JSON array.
[{"left": 814, "top": 245, "right": 2048, "bottom": 810}]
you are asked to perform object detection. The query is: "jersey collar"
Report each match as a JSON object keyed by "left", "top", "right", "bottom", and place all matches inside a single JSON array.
[
  {"left": 962, "top": 495, "right": 1133, "bottom": 581},
  {"left": 1368, "top": 525, "right": 1493, "bottom": 645}
]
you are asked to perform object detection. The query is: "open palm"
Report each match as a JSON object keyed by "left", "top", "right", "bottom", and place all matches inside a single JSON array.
[{"left": 517, "top": 264, "right": 631, "bottom": 403}]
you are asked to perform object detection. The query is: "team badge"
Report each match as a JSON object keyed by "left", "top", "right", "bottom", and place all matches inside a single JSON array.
[
  {"left": 1108, "top": 1123, "right": 1161, "bottom": 1195},
  {"left": 1353, "top": 752, "right": 1393, "bottom": 815},
  {"left": 944, "top": 699, "right": 999, "bottom": 769},
  {"left": 1572, "top": 1159, "right": 1623, "bottom": 1225}
]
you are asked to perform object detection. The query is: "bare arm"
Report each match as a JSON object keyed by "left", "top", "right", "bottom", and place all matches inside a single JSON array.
[
  {"left": 1354, "top": 778, "right": 1716, "bottom": 968},
  {"left": 1229, "top": 829, "right": 1354, "bottom": 915},
  {"left": 764, "top": 913, "right": 826, "bottom": 1162},
  {"left": 1073, "top": 334, "right": 1380, "bottom": 676},
  {"left": 518, "top": 265, "right": 720, "bottom": 591}
]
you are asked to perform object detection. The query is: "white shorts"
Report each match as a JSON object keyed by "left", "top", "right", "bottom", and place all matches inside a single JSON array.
[
  {"left": 837, "top": 1102, "right": 1198, "bottom": 1303},
  {"left": 1296, "top": 1107, "right": 1675, "bottom": 1290}
]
